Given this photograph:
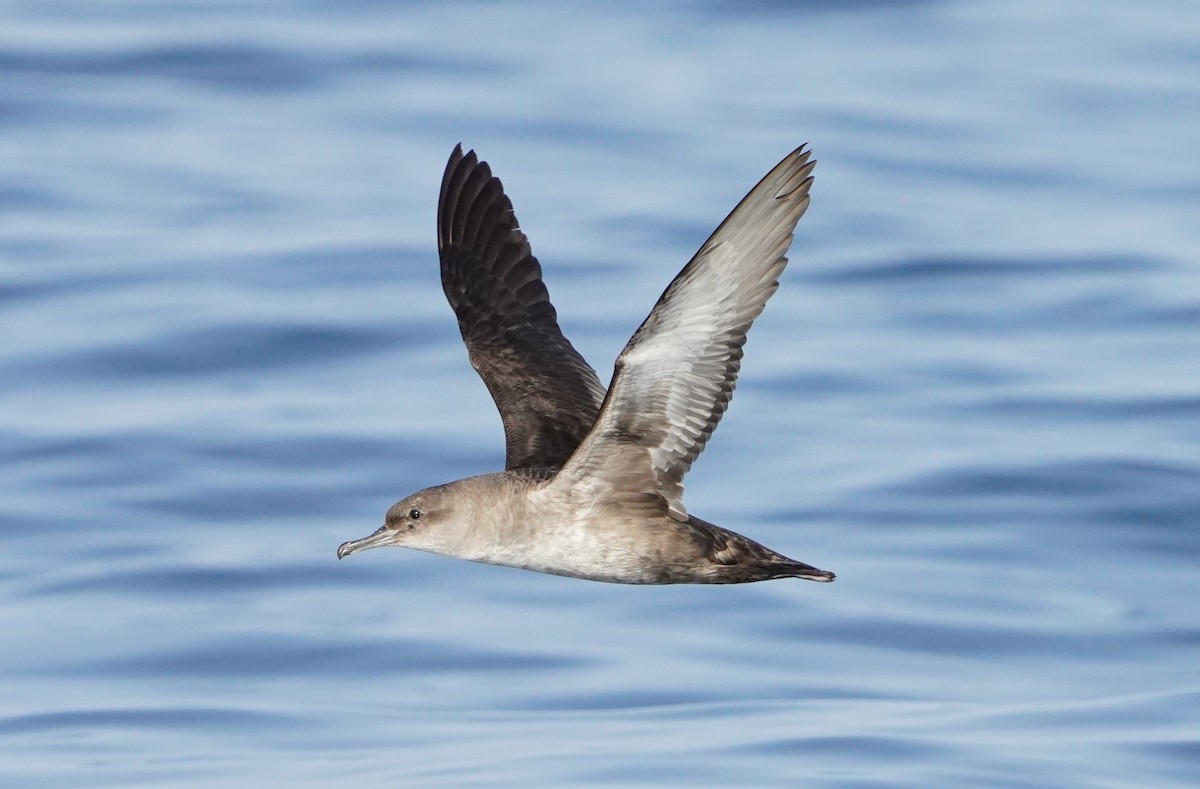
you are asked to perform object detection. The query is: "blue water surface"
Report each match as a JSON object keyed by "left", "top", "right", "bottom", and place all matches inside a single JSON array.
[{"left": 2, "top": 1, "right": 1199, "bottom": 786}]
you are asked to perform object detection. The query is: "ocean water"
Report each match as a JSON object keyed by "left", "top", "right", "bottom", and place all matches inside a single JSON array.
[{"left": 2, "top": 1, "right": 1199, "bottom": 786}]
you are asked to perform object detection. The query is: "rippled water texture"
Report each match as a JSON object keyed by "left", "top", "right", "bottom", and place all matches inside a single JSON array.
[{"left": 2, "top": 1, "right": 1198, "bottom": 786}]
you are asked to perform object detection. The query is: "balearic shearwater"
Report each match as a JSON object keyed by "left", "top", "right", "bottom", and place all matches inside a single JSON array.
[{"left": 337, "top": 144, "right": 834, "bottom": 584}]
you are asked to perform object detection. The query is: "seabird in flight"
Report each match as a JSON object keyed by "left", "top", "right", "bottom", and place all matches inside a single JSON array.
[{"left": 337, "top": 144, "right": 834, "bottom": 585}]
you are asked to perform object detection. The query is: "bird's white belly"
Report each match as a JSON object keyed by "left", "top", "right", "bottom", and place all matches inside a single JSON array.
[{"left": 471, "top": 510, "right": 672, "bottom": 584}]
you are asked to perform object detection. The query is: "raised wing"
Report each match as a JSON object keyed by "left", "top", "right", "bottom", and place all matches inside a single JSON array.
[
  {"left": 544, "top": 146, "right": 815, "bottom": 519},
  {"left": 438, "top": 145, "right": 607, "bottom": 470}
]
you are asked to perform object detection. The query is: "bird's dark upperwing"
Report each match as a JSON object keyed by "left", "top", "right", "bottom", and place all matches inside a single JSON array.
[
  {"left": 544, "top": 147, "right": 815, "bottom": 520},
  {"left": 438, "top": 145, "right": 607, "bottom": 470}
]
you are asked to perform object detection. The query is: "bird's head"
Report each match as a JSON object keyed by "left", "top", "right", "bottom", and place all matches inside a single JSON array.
[{"left": 336, "top": 484, "right": 460, "bottom": 560}]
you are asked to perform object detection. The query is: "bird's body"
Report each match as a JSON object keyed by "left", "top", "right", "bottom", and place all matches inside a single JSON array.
[
  {"left": 353, "top": 469, "right": 827, "bottom": 584},
  {"left": 337, "top": 144, "right": 835, "bottom": 585}
]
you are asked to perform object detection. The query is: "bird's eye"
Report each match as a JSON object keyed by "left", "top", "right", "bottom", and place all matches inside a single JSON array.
[{"left": 408, "top": 509, "right": 422, "bottom": 521}]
